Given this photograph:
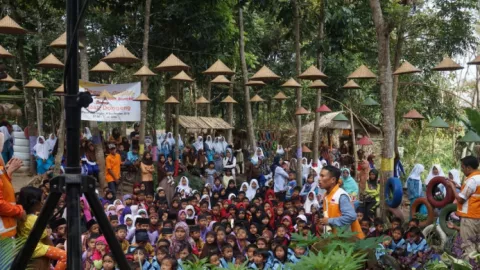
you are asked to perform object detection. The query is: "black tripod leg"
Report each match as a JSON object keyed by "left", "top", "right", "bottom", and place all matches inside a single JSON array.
[
  {"left": 11, "top": 176, "right": 64, "bottom": 270},
  {"left": 66, "top": 174, "right": 82, "bottom": 270},
  {"left": 83, "top": 176, "right": 130, "bottom": 270}
]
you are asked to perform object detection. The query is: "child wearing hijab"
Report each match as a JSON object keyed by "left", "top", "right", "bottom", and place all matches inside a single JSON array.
[
  {"left": 303, "top": 191, "right": 319, "bottom": 214},
  {"left": 340, "top": 168, "right": 359, "bottom": 208},
  {"left": 140, "top": 151, "right": 155, "bottom": 195},
  {"left": 300, "top": 174, "right": 319, "bottom": 199},
  {"left": 176, "top": 177, "right": 192, "bottom": 198},
  {"left": 33, "top": 136, "right": 54, "bottom": 175},
  {"left": 406, "top": 164, "right": 426, "bottom": 215}
]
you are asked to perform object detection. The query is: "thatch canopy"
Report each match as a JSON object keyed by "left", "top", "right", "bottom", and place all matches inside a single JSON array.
[{"left": 174, "top": 115, "right": 233, "bottom": 131}]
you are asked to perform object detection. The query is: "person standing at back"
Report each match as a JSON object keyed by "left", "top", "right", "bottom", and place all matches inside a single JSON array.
[{"left": 106, "top": 144, "right": 121, "bottom": 198}]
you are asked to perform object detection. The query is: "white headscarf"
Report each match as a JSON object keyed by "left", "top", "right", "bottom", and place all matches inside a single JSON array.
[
  {"left": 239, "top": 182, "right": 249, "bottom": 193},
  {"left": 33, "top": 136, "right": 50, "bottom": 159},
  {"left": 206, "top": 135, "right": 213, "bottom": 150},
  {"left": 425, "top": 164, "right": 445, "bottom": 186},
  {"left": 157, "top": 133, "right": 166, "bottom": 149},
  {"left": 448, "top": 169, "right": 461, "bottom": 186},
  {"left": 124, "top": 214, "right": 134, "bottom": 230},
  {"left": 246, "top": 179, "right": 259, "bottom": 200},
  {"left": 83, "top": 127, "right": 92, "bottom": 140},
  {"left": 0, "top": 126, "right": 11, "bottom": 141},
  {"left": 46, "top": 133, "right": 57, "bottom": 151},
  {"left": 406, "top": 164, "right": 425, "bottom": 191},
  {"left": 185, "top": 205, "right": 196, "bottom": 219},
  {"left": 178, "top": 134, "right": 184, "bottom": 148},
  {"left": 213, "top": 137, "right": 222, "bottom": 154},
  {"left": 177, "top": 176, "right": 192, "bottom": 195},
  {"left": 220, "top": 136, "right": 228, "bottom": 152},
  {"left": 255, "top": 147, "right": 264, "bottom": 159},
  {"left": 304, "top": 191, "right": 320, "bottom": 214},
  {"left": 194, "top": 136, "right": 204, "bottom": 151},
  {"left": 302, "top": 157, "right": 311, "bottom": 176},
  {"left": 166, "top": 132, "right": 175, "bottom": 147},
  {"left": 200, "top": 194, "right": 211, "bottom": 210}
]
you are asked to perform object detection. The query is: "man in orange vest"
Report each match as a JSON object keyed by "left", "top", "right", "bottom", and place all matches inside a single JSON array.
[
  {"left": 449, "top": 155, "right": 480, "bottom": 259},
  {"left": 0, "top": 132, "right": 26, "bottom": 238},
  {"left": 318, "top": 165, "right": 365, "bottom": 239}
]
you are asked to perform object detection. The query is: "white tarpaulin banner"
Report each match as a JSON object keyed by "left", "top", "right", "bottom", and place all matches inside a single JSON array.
[{"left": 80, "top": 80, "right": 141, "bottom": 122}]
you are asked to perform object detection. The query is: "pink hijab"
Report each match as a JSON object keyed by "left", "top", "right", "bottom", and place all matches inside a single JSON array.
[{"left": 80, "top": 196, "right": 92, "bottom": 222}]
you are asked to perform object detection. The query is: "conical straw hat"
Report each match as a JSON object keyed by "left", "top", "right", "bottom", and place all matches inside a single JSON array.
[
  {"left": 428, "top": 116, "right": 449, "bottom": 128},
  {"left": 332, "top": 113, "right": 349, "bottom": 121},
  {"left": 393, "top": 61, "right": 421, "bottom": 75},
  {"left": 295, "top": 107, "right": 310, "bottom": 115},
  {"left": 133, "top": 66, "right": 156, "bottom": 77},
  {"left": 250, "top": 65, "right": 280, "bottom": 81},
  {"left": 250, "top": 94, "right": 265, "bottom": 102},
  {"left": 309, "top": 80, "right": 328, "bottom": 89},
  {"left": 403, "top": 109, "right": 424, "bottom": 119},
  {"left": 316, "top": 104, "right": 332, "bottom": 113},
  {"left": 133, "top": 93, "right": 151, "bottom": 101},
  {"left": 0, "top": 74, "right": 16, "bottom": 83},
  {"left": 98, "top": 90, "right": 115, "bottom": 100},
  {"left": 298, "top": 65, "right": 327, "bottom": 80},
  {"left": 221, "top": 95, "right": 238, "bottom": 103},
  {"left": 281, "top": 78, "right": 301, "bottom": 88},
  {"left": 53, "top": 84, "right": 64, "bottom": 95},
  {"left": 195, "top": 96, "right": 210, "bottom": 104},
  {"left": 347, "top": 65, "right": 376, "bottom": 79},
  {"left": 203, "top": 59, "right": 234, "bottom": 76},
  {"left": 172, "top": 71, "right": 194, "bottom": 82},
  {"left": 362, "top": 97, "right": 380, "bottom": 106},
  {"left": 8, "top": 85, "right": 21, "bottom": 92},
  {"left": 102, "top": 45, "right": 140, "bottom": 64},
  {"left": 0, "top": 16, "right": 27, "bottom": 35},
  {"left": 90, "top": 61, "right": 115, "bottom": 73},
  {"left": 49, "top": 32, "right": 85, "bottom": 49},
  {"left": 0, "top": 45, "right": 14, "bottom": 58},
  {"left": 432, "top": 57, "right": 463, "bottom": 71},
  {"left": 24, "top": 79, "right": 45, "bottom": 89},
  {"left": 343, "top": 80, "right": 361, "bottom": 89},
  {"left": 165, "top": 95, "right": 180, "bottom": 104},
  {"left": 37, "top": 54, "right": 64, "bottom": 69},
  {"left": 467, "top": 55, "right": 480, "bottom": 65},
  {"left": 245, "top": 80, "right": 266, "bottom": 87},
  {"left": 154, "top": 54, "right": 189, "bottom": 72},
  {"left": 273, "top": 91, "right": 288, "bottom": 100},
  {"left": 459, "top": 130, "right": 480, "bottom": 143},
  {"left": 302, "top": 145, "right": 312, "bottom": 153},
  {"left": 211, "top": 75, "right": 231, "bottom": 85}
]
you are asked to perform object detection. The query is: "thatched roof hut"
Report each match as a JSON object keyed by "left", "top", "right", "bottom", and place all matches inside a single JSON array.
[{"left": 173, "top": 115, "right": 233, "bottom": 133}]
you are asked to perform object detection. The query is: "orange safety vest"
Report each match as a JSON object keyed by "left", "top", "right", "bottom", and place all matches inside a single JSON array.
[
  {"left": 323, "top": 184, "right": 365, "bottom": 239},
  {"left": 0, "top": 160, "right": 23, "bottom": 237},
  {"left": 457, "top": 171, "right": 480, "bottom": 219}
]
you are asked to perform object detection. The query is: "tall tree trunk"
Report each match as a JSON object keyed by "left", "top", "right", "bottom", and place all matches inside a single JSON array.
[
  {"left": 392, "top": 24, "right": 405, "bottom": 157},
  {"left": 79, "top": 23, "right": 107, "bottom": 190},
  {"left": 293, "top": 0, "right": 303, "bottom": 186},
  {"left": 139, "top": 0, "right": 152, "bottom": 155},
  {"left": 36, "top": 17, "right": 44, "bottom": 136},
  {"left": 369, "top": 0, "right": 395, "bottom": 219},
  {"left": 238, "top": 6, "right": 256, "bottom": 152},
  {"left": 312, "top": 0, "right": 326, "bottom": 167},
  {"left": 227, "top": 74, "right": 235, "bottom": 143},
  {"left": 207, "top": 81, "right": 212, "bottom": 117}
]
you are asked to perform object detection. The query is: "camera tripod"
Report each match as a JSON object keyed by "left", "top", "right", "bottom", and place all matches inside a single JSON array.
[{"left": 12, "top": 0, "right": 129, "bottom": 269}]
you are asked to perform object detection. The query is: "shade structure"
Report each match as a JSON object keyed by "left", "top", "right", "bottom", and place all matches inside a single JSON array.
[
  {"left": 302, "top": 145, "right": 312, "bottom": 153},
  {"left": 250, "top": 65, "right": 280, "bottom": 81},
  {"left": 393, "top": 61, "right": 421, "bottom": 75},
  {"left": 165, "top": 96, "right": 180, "bottom": 104},
  {"left": 171, "top": 71, "right": 194, "bottom": 83},
  {"left": 347, "top": 65, "right": 376, "bottom": 79},
  {"left": 343, "top": 80, "right": 361, "bottom": 89},
  {"left": 90, "top": 61, "right": 115, "bottom": 73},
  {"left": 53, "top": 84, "right": 64, "bottom": 95},
  {"left": 403, "top": 109, "right": 424, "bottom": 119},
  {"left": 133, "top": 93, "right": 151, "bottom": 101},
  {"left": 362, "top": 97, "right": 380, "bottom": 106},
  {"left": 155, "top": 53, "right": 189, "bottom": 72},
  {"left": 221, "top": 95, "right": 238, "bottom": 103},
  {"left": 203, "top": 59, "right": 234, "bottom": 76},
  {"left": 50, "top": 32, "right": 85, "bottom": 49},
  {"left": 8, "top": 85, "right": 20, "bottom": 92},
  {"left": 133, "top": 66, "right": 156, "bottom": 77},
  {"left": 0, "top": 15, "right": 27, "bottom": 35},
  {"left": 273, "top": 91, "right": 288, "bottom": 101},
  {"left": 102, "top": 45, "right": 140, "bottom": 64},
  {"left": 195, "top": 96, "right": 210, "bottom": 104},
  {"left": 332, "top": 113, "right": 349, "bottom": 121},
  {"left": 37, "top": 53, "right": 64, "bottom": 69},
  {"left": 467, "top": 55, "right": 480, "bottom": 65},
  {"left": 98, "top": 90, "right": 115, "bottom": 100},
  {"left": 298, "top": 65, "right": 327, "bottom": 80},
  {"left": 309, "top": 79, "right": 328, "bottom": 89},
  {"left": 459, "top": 130, "right": 480, "bottom": 143},
  {"left": 0, "top": 45, "right": 14, "bottom": 58},
  {"left": 245, "top": 80, "right": 266, "bottom": 87},
  {"left": 250, "top": 94, "right": 265, "bottom": 102},
  {"left": 357, "top": 136, "right": 373, "bottom": 146},
  {"left": 281, "top": 78, "right": 301, "bottom": 88},
  {"left": 211, "top": 75, "right": 231, "bottom": 85},
  {"left": 24, "top": 79, "right": 45, "bottom": 89},
  {"left": 0, "top": 74, "right": 16, "bottom": 83},
  {"left": 428, "top": 116, "right": 449, "bottom": 128},
  {"left": 316, "top": 104, "right": 332, "bottom": 113},
  {"left": 295, "top": 107, "right": 310, "bottom": 115},
  {"left": 432, "top": 57, "right": 463, "bottom": 71}
]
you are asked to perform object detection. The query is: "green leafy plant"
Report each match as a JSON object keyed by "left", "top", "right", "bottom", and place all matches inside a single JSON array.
[
  {"left": 285, "top": 247, "right": 366, "bottom": 270},
  {"left": 214, "top": 261, "right": 249, "bottom": 270},
  {"left": 0, "top": 236, "right": 26, "bottom": 269},
  {"left": 179, "top": 255, "right": 211, "bottom": 270}
]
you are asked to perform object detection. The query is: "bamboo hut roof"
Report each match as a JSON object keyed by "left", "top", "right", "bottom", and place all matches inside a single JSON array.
[
  {"left": 53, "top": 84, "right": 64, "bottom": 95},
  {"left": 8, "top": 85, "right": 20, "bottom": 92},
  {"left": 0, "top": 74, "right": 16, "bottom": 83},
  {"left": 174, "top": 115, "right": 233, "bottom": 130},
  {"left": 165, "top": 96, "right": 180, "bottom": 104},
  {"left": 0, "top": 45, "right": 14, "bottom": 58},
  {"left": 203, "top": 59, "right": 234, "bottom": 75},
  {"left": 250, "top": 65, "right": 280, "bottom": 81},
  {"left": 133, "top": 66, "right": 156, "bottom": 77},
  {"left": 250, "top": 94, "right": 265, "bottom": 102},
  {"left": 221, "top": 95, "right": 237, "bottom": 103},
  {"left": 295, "top": 107, "right": 310, "bottom": 115},
  {"left": 195, "top": 96, "right": 210, "bottom": 104},
  {"left": 403, "top": 109, "right": 424, "bottom": 119},
  {"left": 90, "top": 61, "right": 115, "bottom": 73},
  {"left": 347, "top": 65, "right": 376, "bottom": 79},
  {"left": 316, "top": 104, "right": 332, "bottom": 112},
  {"left": 432, "top": 57, "right": 463, "bottom": 71},
  {"left": 0, "top": 15, "right": 27, "bottom": 35},
  {"left": 101, "top": 45, "right": 140, "bottom": 64},
  {"left": 211, "top": 75, "right": 231, "bottom": 85},
  {"left": 155, "top": 54, "right": 190, "bottom": 72},
  {"left": 133, "top": 93, "right": 151, "bottom": 101},
  {"left": 172, "top": 71, "right": 194, "bottom": 82},
  {"left": 393, "top": 61, "right": 421, "bottom": 75},
  {"left": 298, "top": 65, "right": 327, "bottom": 80},
  {"left": 50, "top": 32, "right": 85, "bottom": 49},
  {"left": 281, "top": 78, "right": 301, "bottom": 88},
  {"left": 309, "top": 80, "right": 328, "bottom": 89},
  {"left": 343, "top": 80, "right": 361, "bottom": 89},
  {"left": 273, "top": 91, "right": 288, "bottom": 100},
  {"left": 24, "top": 79, "right": 45, "bottom": 89},
  {"left": 37, "top": 53, "right": 64, "bottom": 69}
]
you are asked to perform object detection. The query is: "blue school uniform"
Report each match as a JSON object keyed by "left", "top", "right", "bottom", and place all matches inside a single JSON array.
[
  {"left": 271, "top": 257, "right": 286, "bottom": 269},
  {"left": 151, "top": 257, "right": 161, "bottom": 270},
  {"left": 407, "top": 237, "right": 428, "bottom": 255},
  {"left": 220, "top": 257, "right": 235, "bottom": 268},
  {"left": 390, "top": 238, "right": 406, "bottom": 255}
]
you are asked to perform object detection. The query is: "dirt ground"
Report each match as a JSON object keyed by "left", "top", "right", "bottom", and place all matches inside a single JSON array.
[{"left": 12, "top": 172, "right": 35, "bottom": 192}]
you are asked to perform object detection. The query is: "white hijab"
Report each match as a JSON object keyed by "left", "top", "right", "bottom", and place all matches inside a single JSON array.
[
  {"left": 406, "top": 164, "right": 425, "bottom": 192},
  {"left": 200, "top": 194, "right": 211, "bottom": 210},
  {"left": 213, "top": 137, "right": 222, "bottom": 154},
  {"left": 34, "top": 136, "right": 50, "bottom": 159},
  {"left": 177, "top": 176, "right": 192, "bottom": 195},
  {"left": 246, "top": 179, "right": 259, "bottom": 200},
  {"left": 124, "top": 214, "right": 134, "bottom": 230},
  {"left": 425, "top": 164, "right": 445, "bottom": 186},
  {"left": 239, "top": 182, "right": 249, "bottom": 193},
  {"left": 448, "top": 169, "right": 461, "bottom": 186},
  {"left": 194, "top": 136, "right": 204, "bottom": 151},
  {"left": 304, "top": 191, "right": 320, "bottom": 214},
  {"left": 206, "top": 135, "right": 213, "bottom": 150},
  {"left": 157, "top": 133, "right": 166, "bottom": 149},
  {"left": 46, "top": 133, "right": 57, "bottom": 151},
  {"left": 166, "top": 132, "right": 175, "bottom": 147},
  {"left": 178, "top": 134, "right": 184, "bottom": 148},
  {"left": 220, "top": 136, "right": 228, "bottom": 151},
  {"left": 255, "top": 147, "right": 264, "bottom": 159},
  {"left": 83, "top": 127, "right": 92, "bottom": 140},
  {"left": 0, "top": 126, "right": 11, "bottom": 141},
  {"left": 185, "top": 205, "right": 196, "bottom": 219}
]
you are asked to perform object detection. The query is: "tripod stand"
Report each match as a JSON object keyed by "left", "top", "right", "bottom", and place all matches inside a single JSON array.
[{"left": 12, "top": 0, "right": 129, "bottom": 269}]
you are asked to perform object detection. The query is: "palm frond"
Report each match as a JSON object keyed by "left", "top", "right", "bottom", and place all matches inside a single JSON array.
[{"left": 0, "top": 236, "right": 26, "bottom": 270}]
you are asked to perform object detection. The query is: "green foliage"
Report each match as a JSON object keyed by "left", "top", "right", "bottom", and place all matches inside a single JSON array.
[
  {"left": 285, "top": 247, "right": 366, "bottom": 270},
  {"left": 464, "top": 108, "right": 480, "bottom": 135},
  {"left": 179, "top": 255, "right": 211, "bottom": 270},
  {"left": 214, "top": 261, "right": 249, "bottom": 270},
  {"left": 0, "top": 236, "right": 26, "bottom": 269}
]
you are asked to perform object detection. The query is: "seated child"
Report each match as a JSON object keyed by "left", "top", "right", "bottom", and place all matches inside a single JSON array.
[
  {"left": 404, "top": 218, "right": 420, "bottom": 240},
  {"left": 132, "top": 246, "right": 152, "bottom": 270},
  {"left": 387, "top": 217, "right": 402, "bottom": 237},
  {"left": 406, "top": 227, "right": 429, "bottom": 257},
  {"left": 389, "top": 227, "right": 406, "bottom": 257},
  {"left": 115, "top": 224, "right": 129, "bottom": 253},
  {"left": 367, "top": 218, "right": 385, "bottom": 238},
  {"left": 220, "top": 244, "right": 235, "bottom": 267},
  {"left": 249, "top": 249, "right": 271, "bottom": 270},
  {"left": 151, "top": 246, "right": 168, "bottom": 270}
]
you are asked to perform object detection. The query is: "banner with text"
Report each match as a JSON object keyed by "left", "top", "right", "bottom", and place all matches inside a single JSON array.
[{"left": 80, "top": 80, "right": 141, "bottom": 122}]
